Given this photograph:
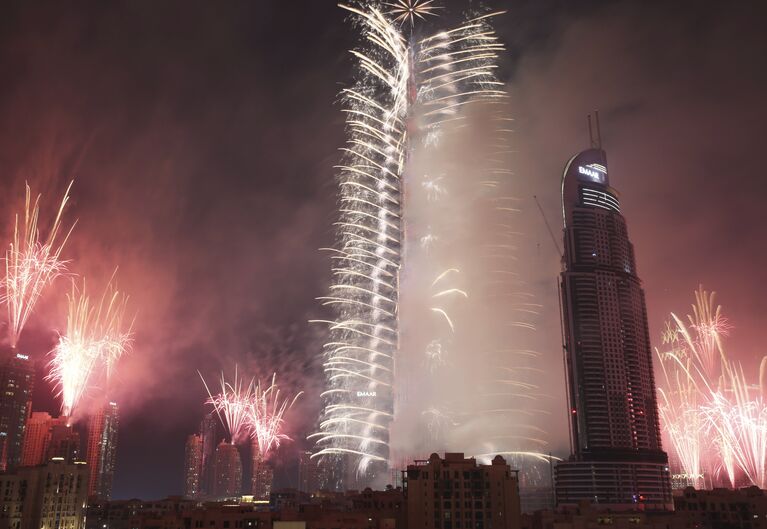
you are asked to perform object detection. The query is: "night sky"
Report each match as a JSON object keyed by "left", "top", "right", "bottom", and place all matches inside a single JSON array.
[{"left": 0, "top": 0, "right": 764, "bottom": 499}]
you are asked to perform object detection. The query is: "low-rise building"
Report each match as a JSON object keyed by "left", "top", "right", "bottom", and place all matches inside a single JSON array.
[
  {"left": 0, "top": 458, "right": 89, "bottom": 529},
  {"left": 405, "top": 452, "right": 522, "bottom": 529}
]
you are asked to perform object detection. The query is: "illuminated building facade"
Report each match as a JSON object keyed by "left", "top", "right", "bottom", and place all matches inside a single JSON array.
[
  {"left": 0, "top": 458, "right": 89, "bottom": 529},
  {"left": 21, "top": 411, "right": 54, "bottom": 466},
  {"left": 0, "top": 351, "right": 34, "bottom": 471},
  {"left": 213, "top": 441, "right": 242, "bottom": 499},
  {"left": 405, "top": 453, "right": 522, "bottom": 529},
  {"left": 556, "top": 147, "right": 672, "bottom": 511},
  {"left": 22, "top": 412, "right": 82, "bottom": 467},
  {"left": 86, "top": 401, "right": 119, "bottom": 499},
  {"left": 184, "top": 434, "right": 203, "bottom": 498}
]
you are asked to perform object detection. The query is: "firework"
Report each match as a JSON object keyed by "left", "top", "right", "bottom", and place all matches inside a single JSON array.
[
  {"left": 46, "top": 276, "right": 133, "bottom": 418},
  {"left": 249, "top": 374, "right": 303, "bottom": 459},
  {"left": 3, "top": 182, "right": 74, "bottom": 348},
  {"left": 657, "top": 286, "right": 767, "bottom": 488},
  {"left": 312, "top": 3, "right": 546, "bottom": 486},
  {"left": 385, "top": 0, "right": 441, "bottom": 26},
  {"left": 200, "top": 368, "right": 253, "bottom": 445}
]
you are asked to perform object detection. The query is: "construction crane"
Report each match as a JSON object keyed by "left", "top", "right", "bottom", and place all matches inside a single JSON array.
[{"left": 533, "top": 195, "right": 563, "bottom": 260}]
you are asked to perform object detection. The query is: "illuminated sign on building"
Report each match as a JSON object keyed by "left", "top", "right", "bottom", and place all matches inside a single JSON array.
[
  {"left": 356, "top": 391, "right": 377, "bottom": 398},
  {"left": 578, "top": 163, "right": 607, "bottom": 183},
  {"left": 15, "top": 354, "right": 29, "bottom": 361}
]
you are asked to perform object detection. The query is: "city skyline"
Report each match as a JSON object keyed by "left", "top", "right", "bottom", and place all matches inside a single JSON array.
[{"left": 0, "top": 0, "right": 763, "bottom": 500}]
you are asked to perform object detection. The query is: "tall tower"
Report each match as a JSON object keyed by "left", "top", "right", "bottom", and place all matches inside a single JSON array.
[
  {"left": 0, "top": 351, "right": 34, "bottom": 471},
  {"left": 199, "top": 412, "right": 219, "bottom": 497},
  {"left": 184, "top": 434, "right": 203, "bottom": 498},
  {"left": 86, "top": 401, "right": 119, "bottom": 499},
  {"left": 312, "top": 2, "right": 533, "bottom": 492},
  {"left": 251, "top": 439, "right": 273, "bottom": 501},
  {"left": 212, "top": 441, "right": 242, "bottom": 499},
  {"left": 555, "top": 145, "right": 672, "bottom": 511}
]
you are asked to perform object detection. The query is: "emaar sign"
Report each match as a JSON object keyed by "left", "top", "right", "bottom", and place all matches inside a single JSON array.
[
  {"left": 577, "top": 163, "right": 607, "bottom": 183},
  {"left": 356, "top": 391, "right": 377, "bottom": 398}
]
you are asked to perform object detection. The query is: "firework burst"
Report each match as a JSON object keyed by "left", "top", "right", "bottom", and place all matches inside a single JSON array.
[
  {"left": 248, "top": 374, "right": 303, "bottom": 459},
  {"left": 3, "top": 182, "right": 75, "bottom": 348},
  {"left": 657, "top": 286, "right": 767, "bottom": 488},
  {"left": 384, "top": 0, "right": 441, "bottom": 26},
  {"left": 200, "top": 368, "right": 253, "bottom": 445},
  {"left": 46, "top": 276, "right": 133, "bottom": 418}
]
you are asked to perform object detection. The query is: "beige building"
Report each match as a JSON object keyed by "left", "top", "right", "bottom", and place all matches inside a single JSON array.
[
  {"left": 0, "top": 458, "right": 89, "bottom": 529},
  {"left": 406, "top": 453, "right": 522, "bottom": 529}
]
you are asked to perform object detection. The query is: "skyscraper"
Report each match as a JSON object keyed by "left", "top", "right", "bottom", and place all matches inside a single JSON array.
[
  {"left": 251, "top": 439, "right": 273, "bottom": 501},
  {"left": 555, "top": 145, "right": 672, "bottom": 511},
  {"left": 0, "top": 351, "right": 34, "bottom": 471},
  {"left": 86, "top": 401, "right": 119, "bottom": 499},
  {"left": 199, "top": 412, "right": 219, "bottom": 497},
  {"left": 313, "top": 2, "right": 535, "bottom": 492},
  {"left": 212, "top": 441, "right": 242, "bottom": 499},
  {"left": 184, "top": 434, "right": 203, "bottom": 499}
]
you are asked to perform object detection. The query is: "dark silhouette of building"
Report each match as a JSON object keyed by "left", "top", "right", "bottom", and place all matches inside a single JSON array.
[
  {"left": 184, "top": 433, "right": 203, "bottom": 499},
  {"left": 213, "top": 441, "right": 242, "bottom": 499},
  {"left": 86, "top": 401, "right": 119, "bottom": 499},
  {"left": 298, "top": 450, "right": 321, "bottom": 494},
  {"left": 0, "top": 350, "right": 34, "bottom": 471},
  {"left": 405, "top": 452, "right": 522, "bottom": 529},
  {"left": 556, "top": 143, "right": 672, "bottom": 511}
]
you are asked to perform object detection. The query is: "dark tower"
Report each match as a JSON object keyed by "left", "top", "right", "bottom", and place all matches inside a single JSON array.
[
  {"left": 555, "top": 141, "right": 672, "bottom": 511},
  {"left": 0, "top": 350, "right": 34, "bottom": 470}
]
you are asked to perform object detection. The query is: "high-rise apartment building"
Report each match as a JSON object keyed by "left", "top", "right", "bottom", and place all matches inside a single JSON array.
[
  {"left": 184, "top": 434, "right": 203, "bottom": 499},
  {"left": 21, "top": 412, "right": 54, "bottom": 466},
  {"left": 21, "top": 413, "right": 80, "bottom": 467},
  {"left": 555, "top": 146, "right": 672, "bottom": 511},
  {"left": 0, "top": 350, "right": 34, "bottom": 471},
  {"left": 405, "top": 452, "right": 522, "bottom": 529},
  {"left": 251, "top": 440, "right": 273, "bottom": 501},
  {"left": 212, "top": 441, "right": 242, "bottom": 499},
  {"left": 200, "top": 413, "right": 219, "bottom": 497},
  {"left": 86, "top": 401, "right": 119, "bottom": 499}
]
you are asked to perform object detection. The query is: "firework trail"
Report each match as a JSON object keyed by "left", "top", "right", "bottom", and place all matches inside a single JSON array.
[
  {"left": 657, "top": 286, "right": 767, "bottom": 488},
  {"left": 249, "top": 374, "right": 303, "bottom": 460},
  {"left": 46, "top": 276, "right": 133, "bottom": 418},
  {"left": 312, "top": 2, "right": 548, "bottom": 486},
  {"left": 2, "top": 182, "right": 74, "bottom": 348},
  {"left": 200, "top": 368, "right": 253, "bottom": 445}
]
